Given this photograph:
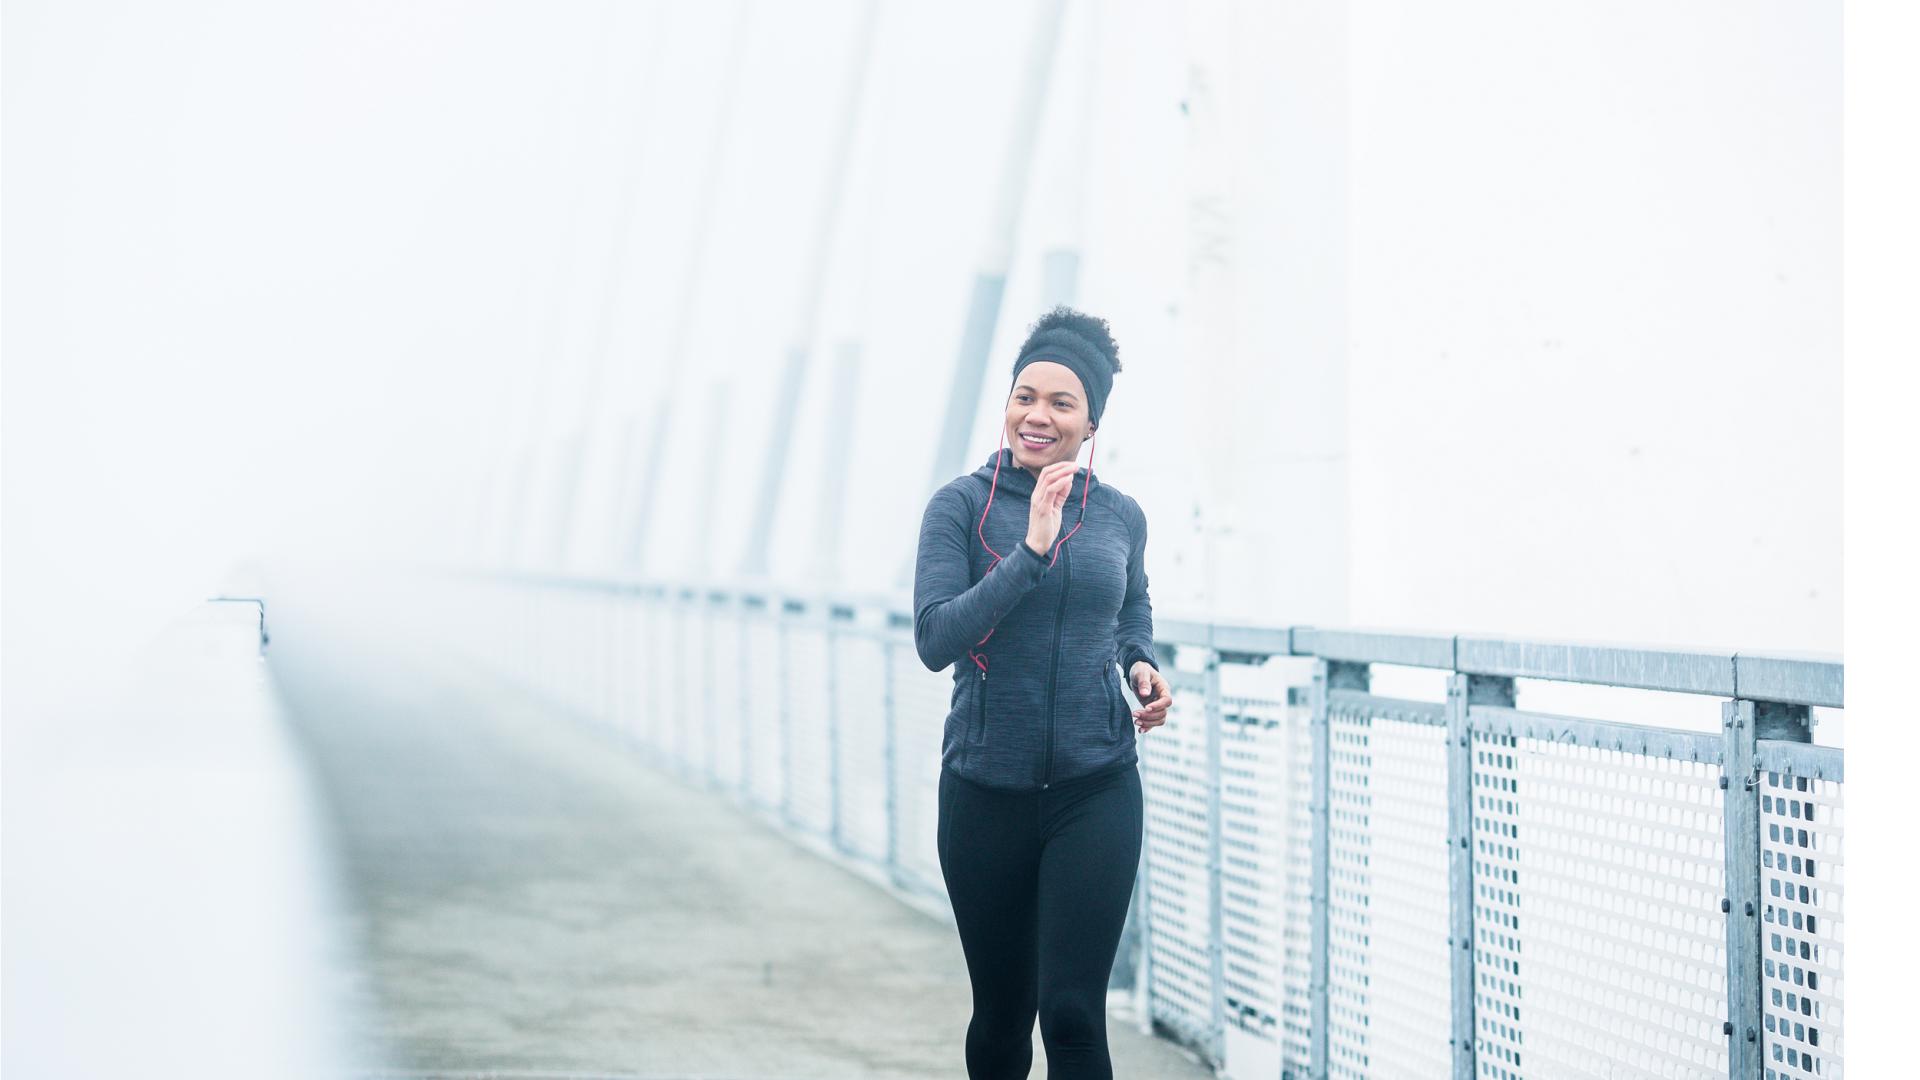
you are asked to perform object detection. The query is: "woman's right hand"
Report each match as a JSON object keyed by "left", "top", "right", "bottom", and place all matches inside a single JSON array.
[{"left": 1026, "top": 459, "right": 1077, "bottom": 556}]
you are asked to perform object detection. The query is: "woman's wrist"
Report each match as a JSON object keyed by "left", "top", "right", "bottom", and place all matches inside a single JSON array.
[{"left": 1022, "top": 537, "right": 1050, "bottom": 560}]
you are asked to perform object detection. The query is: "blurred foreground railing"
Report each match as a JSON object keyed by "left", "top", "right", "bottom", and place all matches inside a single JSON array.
[{"left": 414, "top": 568, "right": 1843, "bottom": 1080}]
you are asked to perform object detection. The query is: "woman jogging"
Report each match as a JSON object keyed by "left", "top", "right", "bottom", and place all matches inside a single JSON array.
[{"left": 912, "top": 305, "right": 1174, "bottom": 1079}]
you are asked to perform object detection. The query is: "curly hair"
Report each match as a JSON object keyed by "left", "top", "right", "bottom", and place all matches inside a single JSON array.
[{"left": 1019, "top": 304, "right": 1122, "bottom": 375}]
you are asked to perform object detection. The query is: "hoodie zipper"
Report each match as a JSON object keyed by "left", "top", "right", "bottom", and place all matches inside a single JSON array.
[{"left": 1041, "top": 534, "right": 1071, "bottom": 788}]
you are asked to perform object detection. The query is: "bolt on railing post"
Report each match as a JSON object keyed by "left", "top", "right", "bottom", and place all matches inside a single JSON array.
[
  {"left": 1202, "top": 644, "right": 1227, "bottom": 1066},
  {"left": 1721, "top": 698, "right": 1814, "bottom": 1077},
  {"left": 1721, "top": 698, "right": 1763, "bottom": 1077},
  {"left": 1308, "top": 657, "right": 1369, "bottom": 1080},
  {"left": 1447, "top": 673, "right": 1512, "bottom": 1079},
  {"left": 1446, "top": 673, "right": 1474, "bottom": 1080}
]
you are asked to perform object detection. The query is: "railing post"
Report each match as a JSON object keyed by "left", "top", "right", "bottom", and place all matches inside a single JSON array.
[
  {"left": 1202, "top": 642, "right": 1226, "bottom": 1066},
  {"left": 779, "top": 598, "right": 796, "bottom": 825},
  {"left": 882, "top": 632, "right": 900, "bottom": 879},
  {"left": 1134, "top": 638, "right": 1176, "bottom": 1037},
  {"left": 828, "top": 615, "right": 843, "bottom": 851},
  {"left": 1309, "top": 657, "right": 1367, "bottom": 1080},
  {"left": 1447, "top": 673, "right": 1511, "bottom": 1079},
  {"left": 1722, "top": 697, "right": 1813, "bottom": 1077},
  {"left": 1721, "top": 698, "right": 1762, "bottom": 1076},
  {"left": 739, "top": 603, "right": 753, "bottom": 802}
]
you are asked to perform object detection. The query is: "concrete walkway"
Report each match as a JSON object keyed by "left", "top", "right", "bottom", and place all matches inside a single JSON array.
[{"left": 269, "top": 586, "right": 1216, "bottom": 1079}]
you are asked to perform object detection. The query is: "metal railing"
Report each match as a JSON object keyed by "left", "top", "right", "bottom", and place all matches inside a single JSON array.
[{"left": 417, "top": 568, "right": 1844, "bottom": 1080}]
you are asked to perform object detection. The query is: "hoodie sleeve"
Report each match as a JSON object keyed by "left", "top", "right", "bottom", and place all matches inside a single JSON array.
[
  {"left": 913, "top": 483, "right": 1051, "bottom": 672},
  {"left": 1114, "top": 497, "right": 1157, "bottom": 678}
]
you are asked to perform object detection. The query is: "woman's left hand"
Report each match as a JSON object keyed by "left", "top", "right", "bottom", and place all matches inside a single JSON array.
[{"left": 1128, "top": 661, "right": 1172, "bottom": 734}]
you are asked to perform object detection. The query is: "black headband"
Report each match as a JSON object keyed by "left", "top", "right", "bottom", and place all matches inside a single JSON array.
[{"left": 1010, "top": 328, "right": 1114, "bottom": 427}]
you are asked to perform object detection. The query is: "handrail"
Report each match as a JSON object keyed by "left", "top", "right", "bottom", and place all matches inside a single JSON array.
[
  {"left": 446, "top": 566, "right": 1842, "bottom": 708},
  {"left": 438, "top": 563, "right": 1847, "bottom": 1079}
]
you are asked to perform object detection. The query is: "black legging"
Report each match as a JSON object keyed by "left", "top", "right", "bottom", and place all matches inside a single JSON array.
[{"left": 936, "top": 762, "right": 1145, "bottom": 1079}]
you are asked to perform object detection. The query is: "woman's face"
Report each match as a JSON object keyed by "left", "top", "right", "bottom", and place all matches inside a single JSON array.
[{"left": 1005, "top": 360, "right": 1091, "bottom": 477}]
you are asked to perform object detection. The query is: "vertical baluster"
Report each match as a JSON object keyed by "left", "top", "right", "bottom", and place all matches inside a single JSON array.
[
  {"left": 1307, "top": 658, "right": 1331, "bottom": 1080},
  {"left": 1310, "top": 658, "right": 1368, "bottom": 1080},
  {"left": 1447, "top": 673, "right": 1510, "bottom": 1078},
  {"left": 1721, "top": 698, "right": 1762, "bottom": 1076},
  {"left": 1202, "top": 642, "right": 1226, "bottom": 1066},
  {"left": 883, "top": 632, "right": 899, "bottom": 883},
  {"left": 828, "top": 612, "right": 843, "bottom": 852}
]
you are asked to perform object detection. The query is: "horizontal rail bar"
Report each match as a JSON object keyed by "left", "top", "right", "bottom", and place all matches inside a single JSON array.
[
  {"left": 1736, "top": 652, "right": 1844, "bottom": 708},
  {"left": 1467, "top": 704, "right": 1726, "bottom": 766},
  {"left": 1753, "top": 739, "right": 1845, "bottom": 783},
  {"left": 1455, "top": 636, "right": 1736, "bottom": 696},
  {"left": 1326, "top": 687, "right": 1448, "bottom": 726},
  {"left": 1293, "top": 626, "right": 1454, "bottom": 669},
  {"left": 1208, "top": 621, "right": 1295, "bottom": 659},
  {"left": 456, "top": 567, "right": 1845, "bottom": 707}
]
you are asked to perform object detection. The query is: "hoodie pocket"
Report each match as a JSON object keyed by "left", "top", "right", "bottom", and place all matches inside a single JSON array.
[
  {"left": 969, "top": 673, "right": 988, "bottom": 745},
  {"left": 1102, "top": 668, "right": 1124, "bottom": 741}
]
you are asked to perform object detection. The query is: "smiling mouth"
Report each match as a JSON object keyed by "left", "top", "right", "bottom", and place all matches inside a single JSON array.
[{"left": 1018, "top": 432, "right": 1057, "bottom": 448}]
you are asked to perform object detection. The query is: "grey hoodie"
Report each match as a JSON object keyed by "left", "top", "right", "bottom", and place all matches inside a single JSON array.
[{"left": 913, "top": 447, "right": 1157, "bottom": 791}]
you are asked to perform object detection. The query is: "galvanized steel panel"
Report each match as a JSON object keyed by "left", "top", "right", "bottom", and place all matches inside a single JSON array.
[
  {"left": 1471, "top": 733, "right": 1730, "bottom": 1078},
  {"left": 887, "top": 643, "right": 950, "bottom": 899},
  {"left": 708, "top": 606, "right": 746, "bottom": 790},
  {"left": 784, "top": 625, "right": 835, "bottom": 836},
  {"left": 1296, "top": 627, "right": 1456, "bottom": 670},
  {"left": 1326, "top": 699, "right": 1454, "bottom": 1078},
  {"left": 1456, "top": 636, "right": 1736, "bottom": 697},
  {"left": 831, "top": 632, "right": 891, "bottom": 863},
  {"left": 743, "top": 616, "right": 786, "bottom": 811},
  {"left": 1141, "top": 684, "right": 1217, "bottom": 1055},
  {"left": 1758, "top": 770, "right": 1844, "bottom": 1077},
  {"left": 1736, "top": 652, "right": 1844, "bottom": 708}
]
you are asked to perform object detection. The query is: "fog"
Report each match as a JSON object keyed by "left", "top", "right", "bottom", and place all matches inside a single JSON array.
[{"left": 4, "top": 1, "right": 1841, "bottom": 1076}]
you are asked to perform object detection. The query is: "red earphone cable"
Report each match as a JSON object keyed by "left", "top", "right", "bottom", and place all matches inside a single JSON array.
[{"left": 967, "top": 426, "right": 1096, "bottom": 675}]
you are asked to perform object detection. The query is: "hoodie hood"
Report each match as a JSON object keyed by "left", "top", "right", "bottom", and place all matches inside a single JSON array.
[{"left": 970, "top": 447, "right": 1094, "bottom": 503}]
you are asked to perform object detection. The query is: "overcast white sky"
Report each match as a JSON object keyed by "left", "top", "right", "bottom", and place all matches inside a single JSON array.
[{"left": 5, "top": 0, "right": 1842, "bottom": 743}]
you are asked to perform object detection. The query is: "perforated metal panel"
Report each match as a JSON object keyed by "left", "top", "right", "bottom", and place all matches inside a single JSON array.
[
  {"left": 832, "top": 631, "right": 891, "bottom": 862},
  {"left": 708, "top": 607, "right": 745, "bottom": 789},
  {"left": 784, "top": 625, "right": 834, "bottom": 835},
  {"left": 1471, "top": 732, "right": 1729, "bottom": 1079},
  {"left": 1141, "top": 682, "right": 1216, "bottom": 1043},
  {"left": 668, "top": 601, "right": 700, "bottom": 771},
  {"left": 1216, "top": 693, "right": 1296, "bottom": 1061},
  {"left": 743, "top": 616, "right": 786, "bottom": 811},
  {"left": 1326, "top": 700, "right": 1453, "bottom": 1079},
  {"left": 1281, "top": 692, "right": 1315, "bottom": 1076},
  {"left": 639, "top": 601, "right": 674, "bottom": 751},
  {"left": 481, "top": 579, "right": 1849, "bottom": 1080},
  {"left": 1760, "top": 771, "right": 1844, "bottom": 1078},
  {"left": 888, "top": 641, "right": 949, "bottom": 898}
]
